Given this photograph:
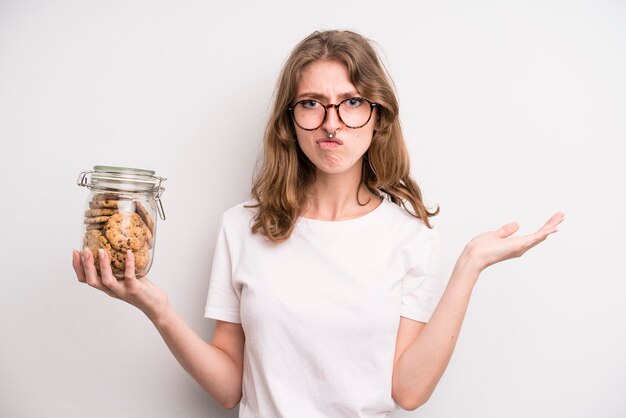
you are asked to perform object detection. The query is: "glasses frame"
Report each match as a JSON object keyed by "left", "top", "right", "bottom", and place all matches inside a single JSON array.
[{"left": 288, "top": 97, "right": 379, "bottom": 131}]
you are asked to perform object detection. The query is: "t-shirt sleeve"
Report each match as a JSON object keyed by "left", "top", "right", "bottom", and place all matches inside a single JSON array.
[
  {"left": 204, "top": 216, "right": 242, "bottom": 324},
  {"left": 400, "top": 225, "right": 446, "bottom": 323}
]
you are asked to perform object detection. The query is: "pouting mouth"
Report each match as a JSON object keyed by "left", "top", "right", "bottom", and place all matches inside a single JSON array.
[{"left": 316, "top": 138, "right": 344, "bottom": 145}]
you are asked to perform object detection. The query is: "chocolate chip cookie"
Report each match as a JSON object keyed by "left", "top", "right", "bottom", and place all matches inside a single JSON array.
[
  {"left": 104, "top": 212, "right": 153, "bottom": 252},
  {"left": 84, "top": 215, "right": 112, "bottom": 224},
  {"left": 84, "top": 208, "right": 116, "bottom": 217}
]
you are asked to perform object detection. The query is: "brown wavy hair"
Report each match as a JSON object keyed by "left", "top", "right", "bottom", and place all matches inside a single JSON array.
[{"left": 248, "top": 30, "right": 439, "bottom": 242}]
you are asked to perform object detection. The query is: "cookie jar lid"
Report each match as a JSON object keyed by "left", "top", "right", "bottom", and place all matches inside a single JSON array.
[{"left": 77, "top": 165, "right": 167, "bottom": 220}]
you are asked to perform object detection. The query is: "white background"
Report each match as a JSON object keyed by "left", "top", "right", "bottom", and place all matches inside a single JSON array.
[{"left": 1, "top": 1, "right": 625, "bottom": 417}]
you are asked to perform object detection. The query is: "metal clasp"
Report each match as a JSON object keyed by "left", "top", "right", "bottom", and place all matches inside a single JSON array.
[
  {"left": 76, "top": 170, "right": 93, "bottom": 188},
  {"left": 153, "top": 176, "right": 167, "bottom": 221}
]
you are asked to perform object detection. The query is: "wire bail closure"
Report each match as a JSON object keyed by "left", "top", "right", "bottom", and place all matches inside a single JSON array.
[
  {"left": 76, "top": 169, "right": 167, "bottom": 220},
  {"left": 76, "top": 170, "right": 93, "bottom": 188},
  {"left": 154, "top": 178, "right": 167, "bottom": 221}
]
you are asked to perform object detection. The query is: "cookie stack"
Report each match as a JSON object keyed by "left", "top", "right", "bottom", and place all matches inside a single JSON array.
[{"left": 82, "top": 193, "right": 155, "bottom": 278}]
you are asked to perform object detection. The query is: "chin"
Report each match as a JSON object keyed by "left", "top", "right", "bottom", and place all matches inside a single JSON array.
[{"left": 314, "top": 159, "right": 363, "bottom": 176}]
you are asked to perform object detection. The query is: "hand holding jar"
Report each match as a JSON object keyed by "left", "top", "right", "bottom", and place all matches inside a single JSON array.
[{"left": 72, "top": 248, "right": 170, "bottom": 320}]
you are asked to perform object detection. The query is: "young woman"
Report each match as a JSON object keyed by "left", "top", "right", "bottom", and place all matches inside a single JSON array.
[{"left": 72, "top": 30, "right": 564, "bottom": 417}]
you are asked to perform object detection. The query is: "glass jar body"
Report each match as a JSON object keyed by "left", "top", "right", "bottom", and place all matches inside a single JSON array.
[
  {"left": 78, "top": 166, "right": 166, "bottom": 279},
  {"left": 82, "top": 191, "right": 157, "bottom": 278}
]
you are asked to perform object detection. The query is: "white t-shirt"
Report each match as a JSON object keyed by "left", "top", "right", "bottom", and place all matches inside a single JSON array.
[{"left": 204, "top": 198, "right": 446, "bottom": 417}]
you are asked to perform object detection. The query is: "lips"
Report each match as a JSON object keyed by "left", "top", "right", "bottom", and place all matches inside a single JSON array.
[{"left": 316, "top": 138, "right": 343, "bottom": 145}]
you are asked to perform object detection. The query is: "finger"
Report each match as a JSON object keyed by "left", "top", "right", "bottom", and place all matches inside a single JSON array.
[
  {"left": 533, "top": 211, "right": 566, "bottom": 239},
  {"left": 82, "top": 248, "right": 117, "bottom": 297},
  {"left": 98, "top": 249, "right": 123, "bottom": 295},
  {"left": 124, "top": 250, "right": 137, "bottom": 281},
  {"left": 82, "top": 248, "right": 100, "bottom": 287},
  {"left": 496, "top": 222, "right": 520, "bottom": 239},
  {"left": 544, "top": 211, "right": 565, "bottom": 232},
  {"left": 520, "top": 212, "right": 565, "bottom": 250},
  {"left": 72, "top": 250, "right": 87, "bottom": 283}
]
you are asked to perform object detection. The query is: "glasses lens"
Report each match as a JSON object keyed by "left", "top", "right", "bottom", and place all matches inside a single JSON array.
[
  {"left": 293, "top": 101, "right": 325, "bottom": 130},
  {"left": 338, "top": 98, "right": 371, "bottom": 128}
]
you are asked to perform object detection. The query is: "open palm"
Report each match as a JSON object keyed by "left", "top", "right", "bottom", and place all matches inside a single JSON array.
[{"left": 464, "top": 212, "right": 565, "bottom": 272}]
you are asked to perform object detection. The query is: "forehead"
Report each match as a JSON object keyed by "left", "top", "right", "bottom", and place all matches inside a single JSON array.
[{"left": 296, "top": 60, "right": 357, "bottom": 98}]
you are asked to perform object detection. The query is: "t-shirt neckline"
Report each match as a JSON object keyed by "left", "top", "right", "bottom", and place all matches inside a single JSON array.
[{"left": 296, "top": 198, "right": 390, "bottom": 233}]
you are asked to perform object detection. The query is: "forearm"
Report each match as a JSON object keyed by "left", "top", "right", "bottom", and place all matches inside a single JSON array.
[
  {"left": 393, "top": 252, "right": 481, "bottom": 409},
  {"left": 149, "top": 305, "right": 242, "bottom": 408}
]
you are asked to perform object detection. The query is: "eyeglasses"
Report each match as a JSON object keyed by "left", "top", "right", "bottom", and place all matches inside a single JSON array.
[{"left": 288, "top": 97, "right": 378, "bottom": 131}]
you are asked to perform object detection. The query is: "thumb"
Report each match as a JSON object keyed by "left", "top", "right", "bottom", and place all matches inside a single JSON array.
[{"left": 496, "top": 222, "right": 520, "bottom": 238}]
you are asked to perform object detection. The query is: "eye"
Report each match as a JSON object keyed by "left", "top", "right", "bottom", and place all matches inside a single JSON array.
[
  {"left": 345, "top": 97, "right": 364, "bottom": 108},
  {"left": 300, "top": 100, "right": 320, "bottom": 109}
]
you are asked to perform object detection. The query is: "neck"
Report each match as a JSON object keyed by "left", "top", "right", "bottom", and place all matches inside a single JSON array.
[{"left": 303, "top": 158, "right": 381, "bottom": 221}]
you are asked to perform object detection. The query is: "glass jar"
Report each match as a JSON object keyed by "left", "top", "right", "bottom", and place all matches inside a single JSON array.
[{"left": 77, "top": 165, "right": 167, "bottom": 279}]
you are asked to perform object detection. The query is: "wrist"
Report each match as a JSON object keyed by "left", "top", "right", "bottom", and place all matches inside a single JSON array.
[
  {"left": 453, "top": 250, "right": 484, "bottom": 284},
  {"left": 146, "top": 300, "right": 175, "bottom": 327}
]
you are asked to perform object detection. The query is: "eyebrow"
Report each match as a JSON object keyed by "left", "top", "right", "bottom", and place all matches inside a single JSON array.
[{"left": 296, "top": 91, "right": 360, "bottom": 102}]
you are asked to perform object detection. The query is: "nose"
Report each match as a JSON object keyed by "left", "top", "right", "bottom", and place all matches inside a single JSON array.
[{"left": 322, "top": 104, "right": 342, "bottom": 134}]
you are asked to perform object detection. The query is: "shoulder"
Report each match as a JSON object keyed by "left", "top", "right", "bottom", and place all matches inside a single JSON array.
[
  {"left": 380, "top": 201, "right": 442, "bottom": 269},
  {"left": 221, "top": 200, "right": 255, "bottom": 220},
  {"left": 381, "top": 199, "right": 437, "bottom": 236},
  {"left": 220, "top": 200, "right": 256, "bottom": 227},
  {"left": 218, "top": 200, "right": 260, "bottom": 239},
  {"left": 377, "top": 199, "right": 441, "bottom": 257}
]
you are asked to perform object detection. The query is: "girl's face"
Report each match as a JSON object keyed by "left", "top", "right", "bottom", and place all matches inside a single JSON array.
[{"left": 293, "top": 60, "right": 376, "bottom": 177}]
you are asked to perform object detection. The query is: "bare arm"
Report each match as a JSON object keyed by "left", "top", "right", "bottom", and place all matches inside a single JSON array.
[
  {"left": 392, "top": 255, "right": 478, "bottom": 409},
  {"left": 392, "top": 212, "right": 565, "bottom": 410},
  {"left": 72, "top": 249, "right": 244, "bottom": 409},
  {"left": 151, "top": 308, "right": 244, "bottom": 408}
]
